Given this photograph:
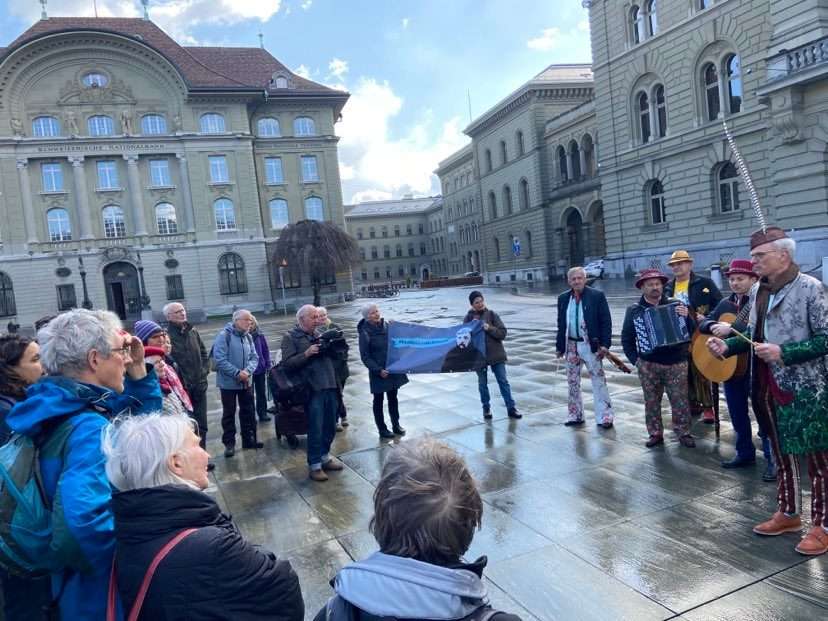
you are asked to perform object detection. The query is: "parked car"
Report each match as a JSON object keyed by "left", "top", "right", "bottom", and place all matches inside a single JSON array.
[
  {"left": 463, "top": 271, "right": 480, "bottom": 277},
  {"left": 584, "top": 259, "right": 604, "bottom": 279}
]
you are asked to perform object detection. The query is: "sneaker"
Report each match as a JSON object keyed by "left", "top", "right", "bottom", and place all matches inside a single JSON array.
[
  {"left": 309, "top": 469, "right": 329, "bottom": 482},
  {"left": 483, "top": 407, "right": 492, "bottom": 420},
  {"left": 321, "top": 457, "right": 345, "bottom": 472},
  {"left": 392, "top": 426, "right": 406, "bottom": 436},
  {"left": 507, "top": 408, "right": 522, "bottom": 419},
  {"left": 762, "top": 461, "right": 778, "bottom": 482},
  {"left": 207, "top": 460, "right": 216, "bottom": 472},
  {"left": 242, "top": 441, "right": 264, "bottom": 450},
  {"left": 599, "top": 417, "right": 614, "bottom": 429},
  {"left": 795, "top": 526, "right": 828, "bottom": 556},
  {"left": 753, "top": 511, "right": 802, "bottom": 536},
  {"left": 224, "top": 446, "right": 235, "bottom": 458},
  {"left": 565, "top": 419, "right": 585, "bottom": 427},
  {"left": 379, "top": 429, "right": 395, "bottom": 439},
  {"left": 721, "top": 455, "right": 756, "bottom": 469},
  {"left": 702, "top": 408, "right": 715, "bottom": 424},
  {"left": 645, "top": 435, "right": 664, "bottom": 448},
  {"left": 679, "top": 435, "right": 696, "bottom": 448}
]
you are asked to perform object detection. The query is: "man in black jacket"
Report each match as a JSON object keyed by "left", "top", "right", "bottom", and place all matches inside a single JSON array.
[
  {"left": 464, "top": 291, "right": 520, "bottom": 420},
  {"left": 622, "top": 269, "right": 696, "bottom": 448},
  {"left": 664, "top": 249, "right": 723, "bottom": 424}
]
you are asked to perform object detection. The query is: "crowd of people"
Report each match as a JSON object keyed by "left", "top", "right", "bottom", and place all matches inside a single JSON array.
[{"left": 0, "top": 226, "right": 825, "bottom": 619}]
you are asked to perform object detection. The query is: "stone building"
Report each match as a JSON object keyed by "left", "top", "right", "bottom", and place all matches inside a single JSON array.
[
  {"left": 0, "top": 15, "right": 349, "bottom": 327},
  {"left": 585, "top": 0, "right": 828, "bottom": 275}
]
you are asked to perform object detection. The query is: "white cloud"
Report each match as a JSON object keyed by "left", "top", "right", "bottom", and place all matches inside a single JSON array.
[
  {"left": 401, "top": 17, "right": 409, "bottom": 29},
  {"left": 338, "top": 162, "right": 355, "bottom": 181},
  {"left": 527, "top": 27, "right": 562, "bottom": 51},
  {"left": 294, "top": 64, "right": 311, "bottom": 79},
  {"left": 301, "top": 0, "right": 313, "bottom": 9},
  {"left": 336, "top": 77, "right": 468, "bottom": 203},
  {"left": 328, "top": 58, "right": 349, "bottom": 80},
  {"left": 527, "top": 24, "right": 591, "bottom": 58},
  {"left": 350, "top": 189, "right": 392, "bottom": 204}
]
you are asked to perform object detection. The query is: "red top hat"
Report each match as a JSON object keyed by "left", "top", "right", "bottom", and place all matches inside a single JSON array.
[
  {"left": 635, "top": 269, "right": 669, "bottom": 289},
  {"left": 724, "top": 259, "right": 758, "bottom": 278}
]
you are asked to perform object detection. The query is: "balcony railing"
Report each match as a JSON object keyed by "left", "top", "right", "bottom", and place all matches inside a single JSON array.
[
  {"left": 30, "top": 232, "right": 196, "bottom": 253},
  {"left": 768, "top": 36, "right": 828, "bottom": 81}
]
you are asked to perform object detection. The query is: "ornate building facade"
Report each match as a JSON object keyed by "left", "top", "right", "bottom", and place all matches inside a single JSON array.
[{"left": 0, "top": 16, "right": 349, "bottom": 327}]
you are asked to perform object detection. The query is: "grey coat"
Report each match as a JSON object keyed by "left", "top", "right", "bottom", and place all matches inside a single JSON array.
[
  {"left": 212, "top": 323, "right": 258, "bottom": 390},
  {"left": 280, "top": 326, "right": 339, "bottom": 391}
]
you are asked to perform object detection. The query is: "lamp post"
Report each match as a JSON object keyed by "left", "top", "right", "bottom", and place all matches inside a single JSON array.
[
  {"left": 78, "top": 256, "right": 93, "bottom": 309},
  {"left": 279, "top": 259, "right": 287, "bottom": 315},
  {"left": 136, "top": 251, "right": 151, "bottom": 316}
]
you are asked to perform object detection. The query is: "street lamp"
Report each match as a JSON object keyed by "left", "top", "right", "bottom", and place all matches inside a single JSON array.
[
  {"left": 78, "top": 256, "right": 93, "bottom": 309},
  {"left": 279, "top": 259, "right": 287, "bottom": 315},
  {"left": 136, "top": 251, "right": 151, "bottom": 313}
]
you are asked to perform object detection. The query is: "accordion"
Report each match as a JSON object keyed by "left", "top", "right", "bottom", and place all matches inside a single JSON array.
[{"left": 633, "top": 303, "right": 690, "bottom": 354}]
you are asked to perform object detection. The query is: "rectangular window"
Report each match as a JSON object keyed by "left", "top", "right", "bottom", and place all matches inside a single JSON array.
[
  {"left": 165, "top": 275, "right": 185, "bottom": 300},
  {"left": 300, "top": 155, "right": 319, "bottom": 182},
  {"left": 41, "top": 162, "right": 63, "bottom": 192},
  {"left": 209, "top": 155, "right": 229, "bottom": 183},
  {"left": 96, "top": 160, "right": 119, "bottom": 190},
  {"left": 149, "top": 159, "right": 171, "bottom": 187},
  {"left": 265, "top": 157, "right": 284, "bottom": 184},
  {"left": 56, "top": 284, "right": 77, "bottom": 311}
]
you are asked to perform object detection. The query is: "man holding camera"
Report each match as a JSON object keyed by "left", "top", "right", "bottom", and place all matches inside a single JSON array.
[{"left": 281, "top": 304, "right": 344, "bottom": 482}]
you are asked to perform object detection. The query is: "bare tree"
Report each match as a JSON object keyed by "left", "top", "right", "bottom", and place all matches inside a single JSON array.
[{"left": 272, "top": 220, "right": 360, "bottom": 306}]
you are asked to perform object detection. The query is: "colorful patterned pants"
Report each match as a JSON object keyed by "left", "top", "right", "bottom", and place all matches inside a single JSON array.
[
  {"left": 566, "top": 340, "right": 614, "bottom": 424},
  {"left": 637, "top": 359, "right": 691, "bottom": 438}
]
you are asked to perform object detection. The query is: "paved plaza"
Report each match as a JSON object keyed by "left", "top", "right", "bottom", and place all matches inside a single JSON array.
[{"left": 197, "top": 284, "right": 826, "bottom": 620}]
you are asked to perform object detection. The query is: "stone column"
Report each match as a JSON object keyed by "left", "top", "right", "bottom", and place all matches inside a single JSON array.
[
  {"left": 16, "top": 160, "right": 39, "bottom": 245},
  {"left": 579, "top": 147, "right": 587, "bottom": 181},
  {"left": 124, "top": 155, "right": 148, "bottom": 237},
  {"left": 176, "top": 153, "right": 196, "bottom": 233},
  {"left": 70, "top": 157, "right": 94, "bottom": 240}
]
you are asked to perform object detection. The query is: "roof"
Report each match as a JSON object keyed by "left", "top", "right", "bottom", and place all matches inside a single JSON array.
[
  {"left": 344, "top": 196, "right": 441, "bottom": 218},
  {"left": 533, "top": 64, "right": 593, "bottom": 83},
  {"left": 4, "top": 17, "right": 342, "bottom": 95}
]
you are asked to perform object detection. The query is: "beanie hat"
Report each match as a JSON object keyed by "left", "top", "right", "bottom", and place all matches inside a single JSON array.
[
  {"left": 133, "top": 320, "right": 165, "bottom": 344},
  {"left": 469, "top": 290, "right": 484, "bottom": 305}
]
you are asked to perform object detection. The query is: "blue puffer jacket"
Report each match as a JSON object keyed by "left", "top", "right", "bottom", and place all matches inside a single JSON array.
[
  {"left": 213, "top": 323, "right": 259, "bottom": 390},
  {"left": 6, "top": 372, "right": 162, "bottom": 621}
]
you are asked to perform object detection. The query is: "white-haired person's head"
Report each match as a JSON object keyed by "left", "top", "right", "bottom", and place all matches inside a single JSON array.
[
  {"left": 296, "top": 304, "right": 318, "bottom": 333},
  {"left": 103, "top": 412, "right": 210, "bottom": 492}
]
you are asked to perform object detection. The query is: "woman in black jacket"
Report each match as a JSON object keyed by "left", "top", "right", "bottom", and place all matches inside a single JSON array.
[
  {"left": 103, "top": 412, "right": 304, "bottom": 621},
  {"left": 357, "top": 304, "right": 408, "bottom": 439}
]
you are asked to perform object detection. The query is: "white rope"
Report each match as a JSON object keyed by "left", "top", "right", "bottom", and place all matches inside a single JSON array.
[{"left": 722, "top": 120, "right": 766, "bottom": 233}]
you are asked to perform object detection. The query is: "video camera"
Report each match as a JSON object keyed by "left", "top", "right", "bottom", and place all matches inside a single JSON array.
[{"left": 314, "top": 328, "right": 349, "bottom": 359}]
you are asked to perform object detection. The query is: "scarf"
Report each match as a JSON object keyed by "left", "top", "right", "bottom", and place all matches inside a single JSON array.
[{"left": 159, "top": 362, "right": 193, "bottom": 411}]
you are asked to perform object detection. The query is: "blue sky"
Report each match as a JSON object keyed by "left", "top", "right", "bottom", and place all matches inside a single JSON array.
[{"left": 1, "top": 0, "right": 592, "bottom": 203}]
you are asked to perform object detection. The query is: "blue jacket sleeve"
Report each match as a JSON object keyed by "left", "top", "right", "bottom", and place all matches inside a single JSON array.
[
  {"left": 244, "top": 335, "right": 259, "bottom": 376},
  {"left": 110, "top": 368, "right": 163, "bottom": 414},
  {"left": 213, "top": 331, "right": 240, "bottom": 379}
]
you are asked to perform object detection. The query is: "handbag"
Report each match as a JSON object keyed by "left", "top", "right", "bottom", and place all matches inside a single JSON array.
[{"left": 106, "top": 528, "right": 198, "bottom": 621}]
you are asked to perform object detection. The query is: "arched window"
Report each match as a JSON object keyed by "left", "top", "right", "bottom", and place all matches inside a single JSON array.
[
  {"left": 654, "top": 85, "right": 667, "bottom": 137},
  {"left": 726, "top": 54, "right": 742, "bottom": 114},
  {"left": 494, "top": 237, "right": 501, "bottom": 262},
  {"left": 213, "top": 198, "right": 236, "bottom": 231},
  {"left": 630, "top": 5, "right": 645, "bottom": 44},
  {"left": 269, "top": 198, "right": 289, "bottom": 229},
  {"left": 218, "top": 252, "right": 247, "bottom": 295},
  {"left": 102, "top": 205, "right": 126, "bottom": 238},
  {"left": 520, "top": 178, "right": 530, "bottom": 210},
  {"left": 500, "top": 140, "right": 508, "bottom": 165},
  {"left": 525, "top": 230, "right": 533, "bottom": 257},
  {"left": 488, "top": 191, "right": 497, "bottom": 220},
  {"left": 699, "top": 0, "right": 709, "bottom": 9},
  {"left": 200, "top": 113, "right": 225, "bottom": 134},
  {"left": 294, "top": 117, "right": 316, "bottom": 136},
  {"left": 305, "top": 196, "right": 324, "bottom": 221},
  {"left": 485, "top": 149, "right": 493, "bottom": 172},
  {"left": 141, "top": 114, "right": 167, "bottom": 135},
  {"left": 638, "top": 92, "right": 651, "bottom": 143},
  {"left": 257, "top": 117, "right": 281, "bottom": 137},
  {"left": 82, "top": 72, "right": 108, "bottom": 88},
  {"left": 516, "top": 130, "right": 525, "bottom": 156},
  {"left": 503, "top": 185, "right": 513, "bottom": 215},
  {"left": 155, "top": 203, "right": 178, "bottom": 235},
  {"left": 557, "top": 145, "right": 568, "bottom": 181},
  {"left": 703, "top": 63, "right": 720, "bottom": 121},
  {"left": 0, "top": 272, "right": 16, "bottom": 317},
  {"left": 717, "top": 162, "right": 740, "bottom": 213},
  {"left": 648, "top": 180, "right": 666, "bottom": 224},
  {"left": 47, "top": 208, "right": 72, "bottom": 241},
  {"left": 569, "top": 140, "right": 582, "bottom": 179},
  {"left": 32, "top": 116, "right": 60, "bottom": 137},
  {"left": 646, "top": 0, "right": 658, "bottom": 36},
  {"left": 88, "top": 115, "right": 114, "bottom": 136},
  {"left": 274, "top": 76, "right": 289, "bottom": 89}
]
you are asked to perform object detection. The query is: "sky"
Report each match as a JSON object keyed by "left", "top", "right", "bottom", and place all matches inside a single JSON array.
[{"left": 0, "top": 0, "right": 592, "bottom": 205}]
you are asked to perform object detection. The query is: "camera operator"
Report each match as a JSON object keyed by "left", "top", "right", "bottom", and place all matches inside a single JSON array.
[{"left": 280, "top": 305, "right": 344, "bottom": 482}]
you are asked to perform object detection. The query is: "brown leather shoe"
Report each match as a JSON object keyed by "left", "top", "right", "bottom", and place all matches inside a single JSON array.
[
  {"left": 753, "top": 511, "right": 802, "bottom": 536},
  {"left": 795, "top": 526, "right": 828, "bottom": 556},
  {"left": 309, "top": 469, "right": 329, "bottom": 482},
  {"left": 321, "top": 457, "right": 345, "bottom": 472},
  {"left": 679, "top": 435, "right": 696, "bottom": 448},
  {"left": 645, "top": 435, "right": 664, "bottom": 448}
]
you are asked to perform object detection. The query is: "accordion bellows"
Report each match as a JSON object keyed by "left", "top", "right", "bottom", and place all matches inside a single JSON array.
[{"left": 634, "top": 303, "right": 690, "bottom": 354}]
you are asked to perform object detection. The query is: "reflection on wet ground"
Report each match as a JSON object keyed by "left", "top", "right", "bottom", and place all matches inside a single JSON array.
[{"left": 200, "top": 286, "right": 825, "bottom": 620}]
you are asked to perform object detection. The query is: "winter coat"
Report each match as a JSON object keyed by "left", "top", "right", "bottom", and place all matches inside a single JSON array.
[
  {"left": 357, "top": 319, "right": 409, "bottom": 394},
  {"left": 213, "top": 323, "right": 258, "bottom": 391},
  {"left": 166, "top": 322, "right": 210, "bottom": 392},
  {"left": 463, "top": 308, "right": 508, "bottom": 365},
  {"left": 664, "top": 272, "right": 722, "bottom": 316},
  {"left": 112, "top": 485, "right": 304, "bottom": 621},
  {"left": 726, "top": 267, "right": 828, "bottom": 454},
  {"left": 280, "top": 326, "right": 339, "bottom": 391},
  {"left": 251, "top": 329, "right": 272, "bottom": 376},
  {"left": 313, "top": 552, "right": 520, "bottom": 621},
  {"left": 0, "top": 393, "right": 17, "bottom": 445},
  {"left": 326, "top": 321, "right": 350, "bottom": 386},
  {"left": 555, "top": 286, "right": 612, "bottom": 355},
  {"left": 6, "top": 372, "right": 162, "bottom": 621},
  {"left": 621, "top": 295, "right": 695, "bottom": 366}
]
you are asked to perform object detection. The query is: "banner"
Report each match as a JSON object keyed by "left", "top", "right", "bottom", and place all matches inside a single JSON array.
[{"left": 386, "top": 320, "right": 487, "bottom": 374}]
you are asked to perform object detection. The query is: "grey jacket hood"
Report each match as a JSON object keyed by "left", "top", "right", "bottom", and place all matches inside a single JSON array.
[{"left": 329, "top": 552, "right": 489, "bottom": 619}]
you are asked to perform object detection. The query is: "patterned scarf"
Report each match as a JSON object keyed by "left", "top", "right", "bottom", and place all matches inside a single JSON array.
[{"left": 159, "top": 361, "right": 193, "bottom": 411}]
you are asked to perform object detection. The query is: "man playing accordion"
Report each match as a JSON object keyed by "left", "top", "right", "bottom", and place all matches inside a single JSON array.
[{"left": 621, "top": 269, "right": 696, "bottom": 448}]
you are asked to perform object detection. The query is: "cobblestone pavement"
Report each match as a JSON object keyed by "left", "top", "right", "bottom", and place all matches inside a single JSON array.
[{"left": 197, "top": 285, "right": 826, "bottom": 620}]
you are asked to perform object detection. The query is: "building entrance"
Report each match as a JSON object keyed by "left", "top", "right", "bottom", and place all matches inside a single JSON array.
[{"left": 103, "top": 261, "right": 141, "bottom": 322}]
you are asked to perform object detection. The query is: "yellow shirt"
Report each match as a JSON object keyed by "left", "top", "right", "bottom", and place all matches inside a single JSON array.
[{"left": 673, "top": 279, "right": 689, "bottom": 304}]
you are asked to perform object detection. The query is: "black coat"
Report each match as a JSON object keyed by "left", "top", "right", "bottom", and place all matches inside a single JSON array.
[
  {"left": 698, "top": 293, "right": 750, "bottom": 335},
  {"left": 281, "top": 326, "right": 339, "bottom": 391},
  {"left": 555, "top": 286, "right": 612, "bottom": 354},
  {"left": 112, "top": 485, "right": 304, "bottom": 621},
  {"left": 664, "top": 272, "right": 723, "bottom": 316},
  {"left": 357, "top": 319, "right": 409, "bottom": 394},
  {"left": 621, "top": 295, "right": 696, "bottom": 366},
  {"left": 462, "top": 308, "right": 508, "bottom": 365},
  {"left": 166, "top": 322, "right": 210, "bottom": 391}
]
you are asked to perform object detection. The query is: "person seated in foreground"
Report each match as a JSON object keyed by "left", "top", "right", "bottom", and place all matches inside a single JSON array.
[
  {"left": 103, "top": 412, "right": 304, "bottom": 620},
  {"left": 314, "top": 438, "right": 521, "bottom": 621}
]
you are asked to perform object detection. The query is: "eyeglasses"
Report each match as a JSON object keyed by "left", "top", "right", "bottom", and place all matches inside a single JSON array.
[
  {"left": 750, "top": 250, "right": 780, "bottom": 260},
  {"left": 109, "top": 346, "right": 132, "bottom": 359}
]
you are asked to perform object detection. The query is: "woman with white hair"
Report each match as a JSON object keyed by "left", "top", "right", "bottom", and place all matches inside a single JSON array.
[{"left": 104, "top": 412, "right": 304, "bottom": 620}]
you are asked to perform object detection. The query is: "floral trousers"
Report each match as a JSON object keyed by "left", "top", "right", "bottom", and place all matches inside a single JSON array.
[
  {"left": 637, "top": 359, "right": 691, "bottom": 438},
  {"left": 566, "top": 339, "right": 614, "bottom": 424}
]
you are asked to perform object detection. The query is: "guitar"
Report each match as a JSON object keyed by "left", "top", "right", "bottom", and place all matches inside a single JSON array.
[{"left": 691, "top": 302, "right": 752, "bottom": 382}]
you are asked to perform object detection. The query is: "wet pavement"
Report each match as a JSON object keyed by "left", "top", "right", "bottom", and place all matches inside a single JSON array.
[{"left": 195, "top": 285, "right": 826, "bottom": 620}]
